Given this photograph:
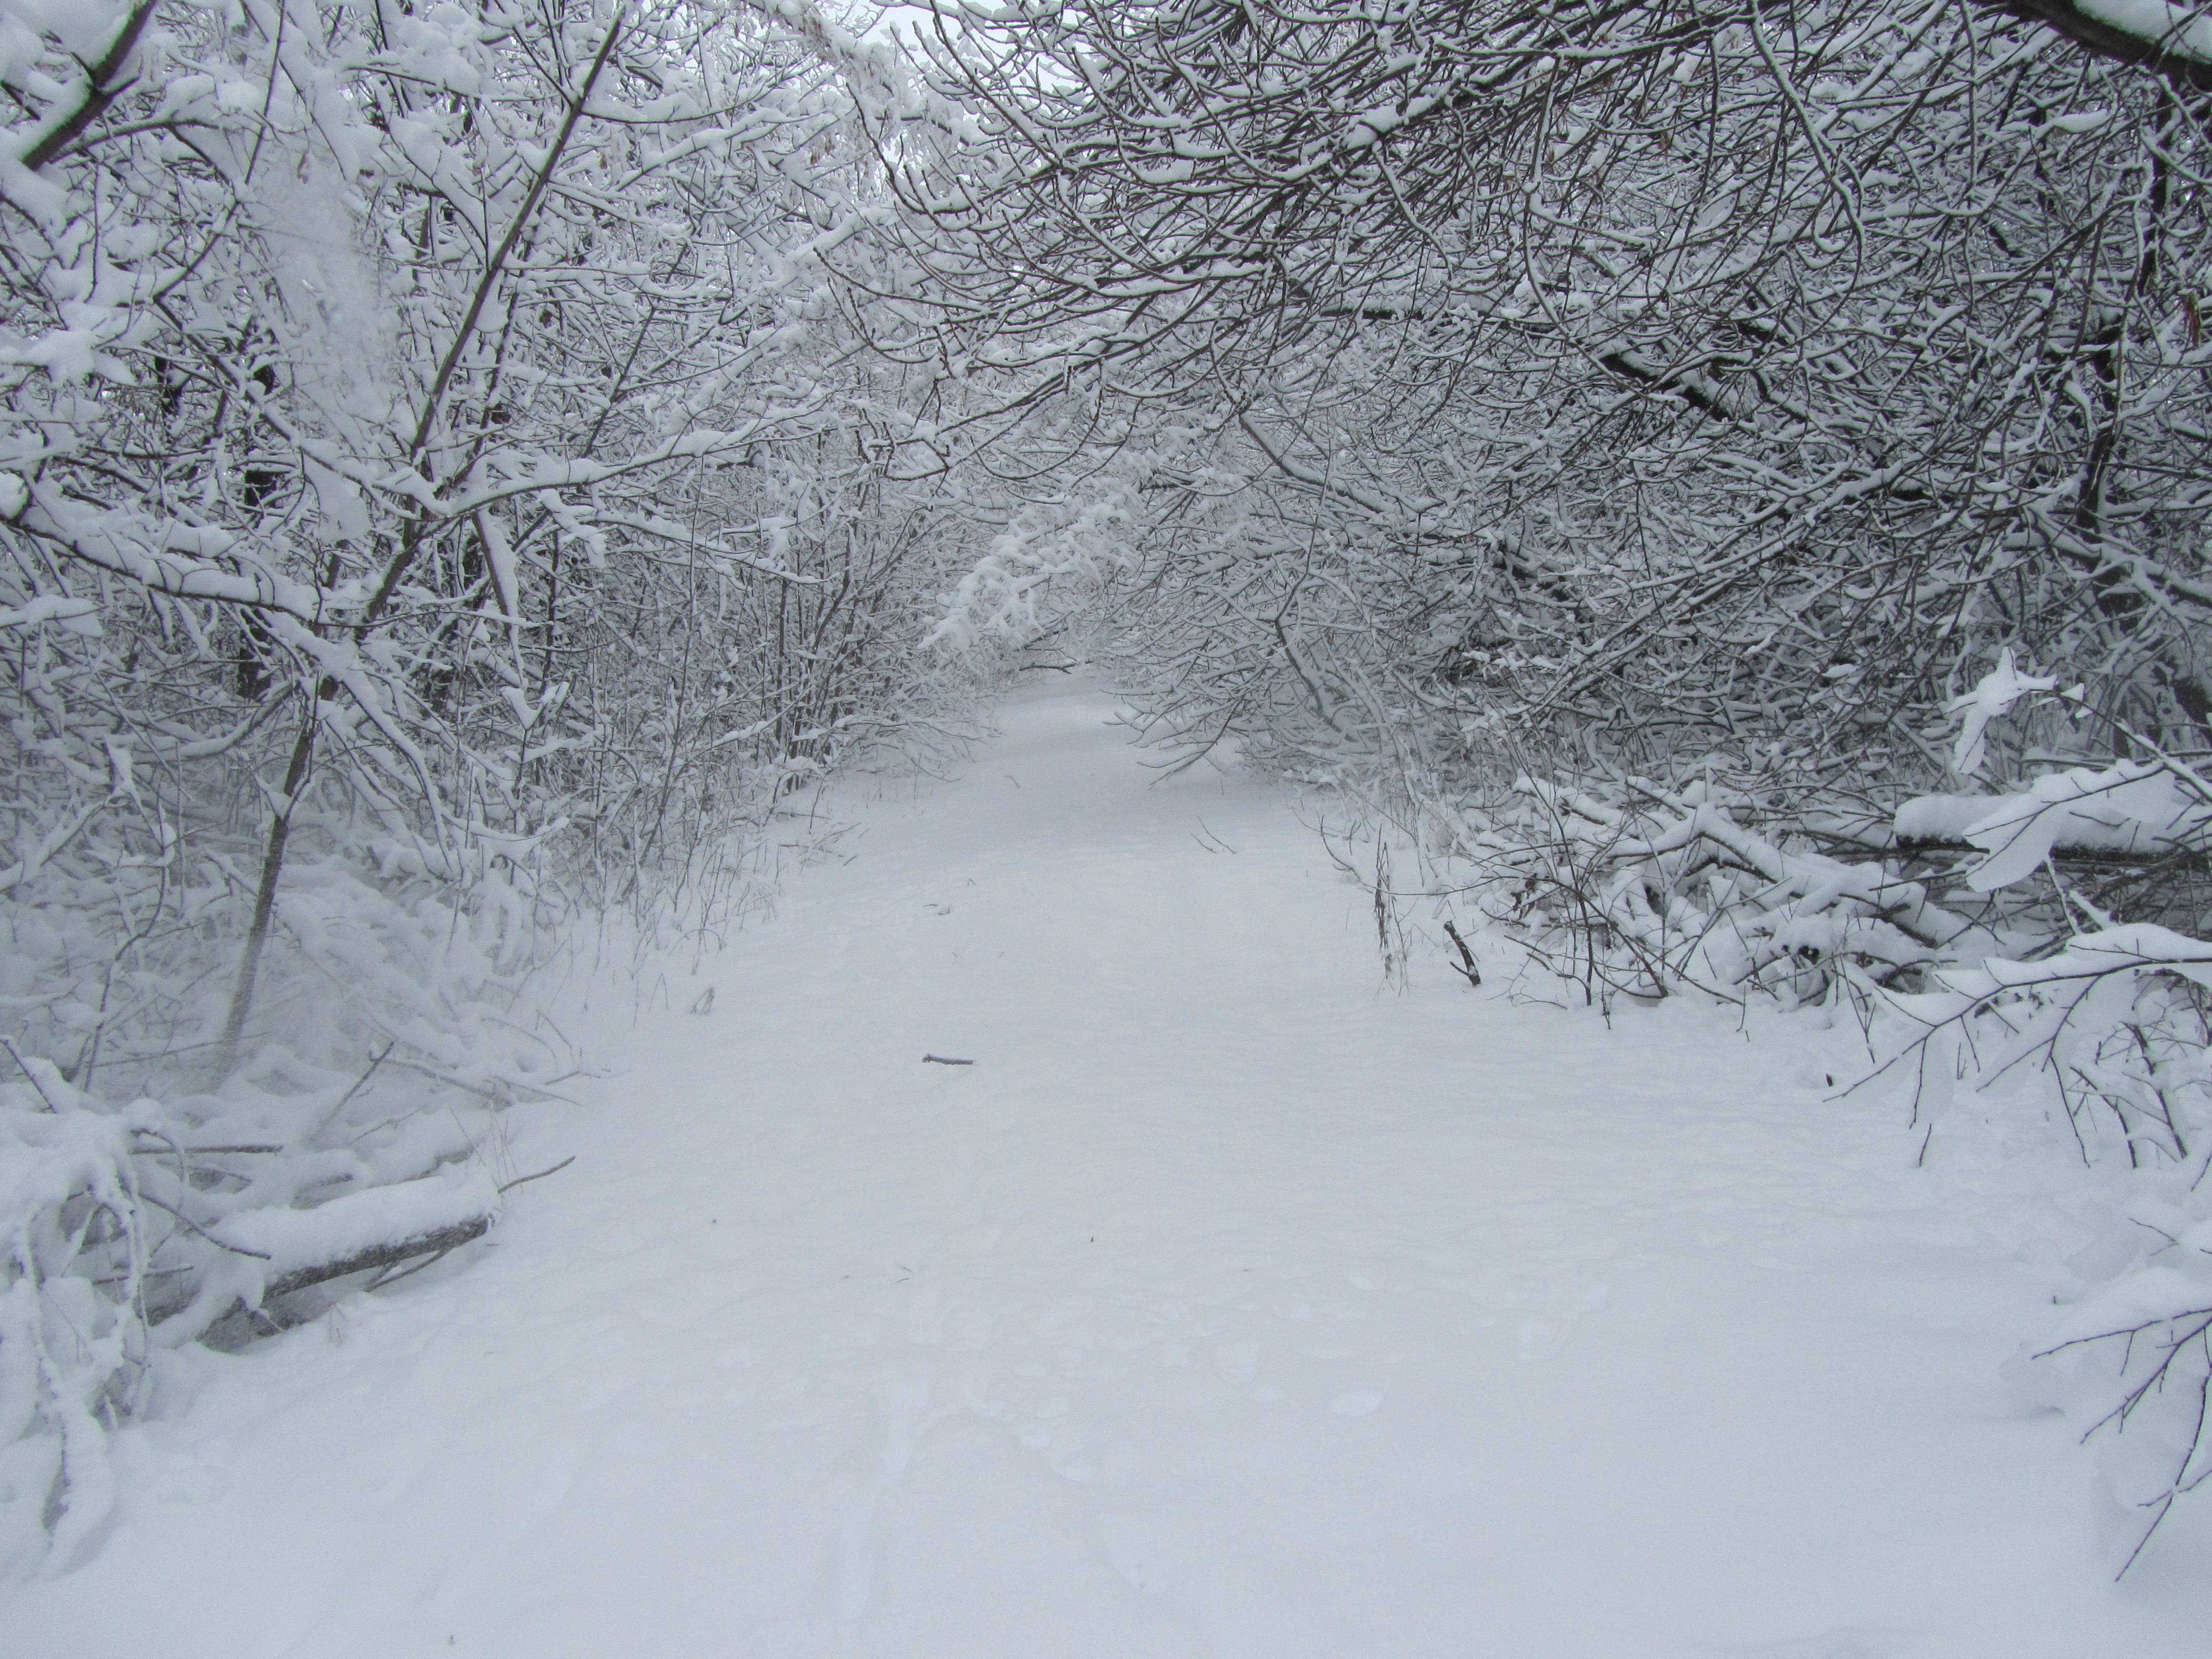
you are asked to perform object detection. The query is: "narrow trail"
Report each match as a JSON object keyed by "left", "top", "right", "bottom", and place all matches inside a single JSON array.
[{"left": 13, "top": 685, "right": 2207, "bottom": 1657}]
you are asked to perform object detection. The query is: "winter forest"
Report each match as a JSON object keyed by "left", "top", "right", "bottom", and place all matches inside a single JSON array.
[{"left": 6, "top": 0, "right": 2212, "bottom": 1649}]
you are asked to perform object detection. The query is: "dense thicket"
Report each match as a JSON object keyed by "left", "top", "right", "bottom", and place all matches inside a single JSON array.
[
  {"left": 905, "top": 0, "right": 2211, "bottom": 794},
  {"left": 0, "top": 0, "right": 995, "bottom": 1571}
]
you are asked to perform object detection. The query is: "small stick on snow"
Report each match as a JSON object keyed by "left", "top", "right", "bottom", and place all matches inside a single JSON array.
[
  {"left": 498, "top": 1155, "right": 576, "bottom": 1194},
  {"left": 1442, "top": 921, "right": 1482, "bottom": 988},
  {"left": 922, "top": 1054, "right": 975, "bottom": 1066}
]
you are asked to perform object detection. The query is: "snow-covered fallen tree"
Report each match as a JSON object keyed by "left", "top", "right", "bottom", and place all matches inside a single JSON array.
[
  {"left": 0, "top": 1062, "right": 509, "bottom": 1566},
  {"left": 0, "top": 835, "right": 567, "bottom": 1578},
  {"left": 1423, "top": 772, "right": 2003, "bottom": 1011}
]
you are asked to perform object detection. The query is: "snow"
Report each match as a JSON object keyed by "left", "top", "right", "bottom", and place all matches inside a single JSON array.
[
  {"left": 1899, "top": 763, "right": 2209, "bottom": 890},
  {"left": 1945, "top": 649, "right": 2056, "bottom": 778},
  {"left": 6, "top": 683, "right": 2210, "bottom": 1655},
  {"left": 2078, "top": 1, "right": 2212, "bottom": 63},
  {"left": 0, "top": 592, "right": 98, "bottom": 633},
  {"left": 1894, "top": 792, "right": 2008, "bottom": 842}
]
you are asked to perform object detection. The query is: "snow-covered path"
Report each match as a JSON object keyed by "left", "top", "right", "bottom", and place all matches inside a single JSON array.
[{"left": 12, "top": 685, "right": 2208, "bottom": 1657}]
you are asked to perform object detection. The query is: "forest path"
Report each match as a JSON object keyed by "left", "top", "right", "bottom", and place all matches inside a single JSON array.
[{"left": 12, "top": 683, "right": 2207, "bottom": 1658}]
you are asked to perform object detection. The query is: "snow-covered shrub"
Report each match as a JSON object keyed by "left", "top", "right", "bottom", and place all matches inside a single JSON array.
[
  {"left": 1867, "top": 671, "right": 2212, "bottom": 1570},
  {"left": 1432, "top": 655, "right": 2212, "bottom": 1568},
  {"left": 2029, "top": 1189, "right": 2212, "bottom": 1572},
  {"left": 1888, "top": 919, "right": 2212, "bottom": 1568},
  {"left": 0, "top": 1078, "right": 144, "bottom": 1575},
  {"left": 1357, "top": 648, "right": 2212, "bottom": 1566},
  {"left": 0, "top": 813, "right": 568, "bottom": 1578},
  {"left": 1378, "top": 657, "right": 2212, "bottom": 1567}
]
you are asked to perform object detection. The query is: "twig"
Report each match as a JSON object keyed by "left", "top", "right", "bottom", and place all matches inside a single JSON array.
[
  {"left": 922, "top": 1053, "right": 975, "bottom": 1066},
  {"left": 498, "top": 1154, "right": 575, "bottom": 1194},
  {"left": 306, "top": 1041, "right": 398, "bottom": 1145},
  {"left": 1442, "top": 920, "right": 1483, "bottom": 987},
  {"left": 0, "top": 1035, "right": 69, "bottom": 1110},
  {"left": 133, "top": 1132, "right": 287, "bottom": 1154},
  {"left": 364, "top": 1245, "right": 457, "bottom": 1293},
  {"left": 377, "top": 1053, "right": 581, "bottom": 1105},
  {"left": 1193, "top": 817, "right": 1238, "bottom": 854},
  {"left": 329, "top": 1041, "right": 396, "bottom": 1120},
  {"left": 137, "top": 1190, "right": 272, "bottom": 1259}
]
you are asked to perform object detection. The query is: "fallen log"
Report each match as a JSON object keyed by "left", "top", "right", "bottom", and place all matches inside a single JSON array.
[{"left": 262, "top": 1214, "right": 492, "bottom": 1300}]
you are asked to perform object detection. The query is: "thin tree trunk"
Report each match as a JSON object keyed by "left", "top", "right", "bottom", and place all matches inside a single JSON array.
[{"left": 212, "top": 700, "right": 317, "bottom": 1084}]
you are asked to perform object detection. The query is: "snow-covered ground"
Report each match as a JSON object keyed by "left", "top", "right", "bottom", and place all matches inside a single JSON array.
[{"left": 10, "top": 683, "right": 2208, "bottom": 1658}]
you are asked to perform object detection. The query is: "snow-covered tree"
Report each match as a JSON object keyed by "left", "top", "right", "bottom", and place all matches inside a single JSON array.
[{"left": 908, "top": 0, "right": 2212, "bottom": 795}]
